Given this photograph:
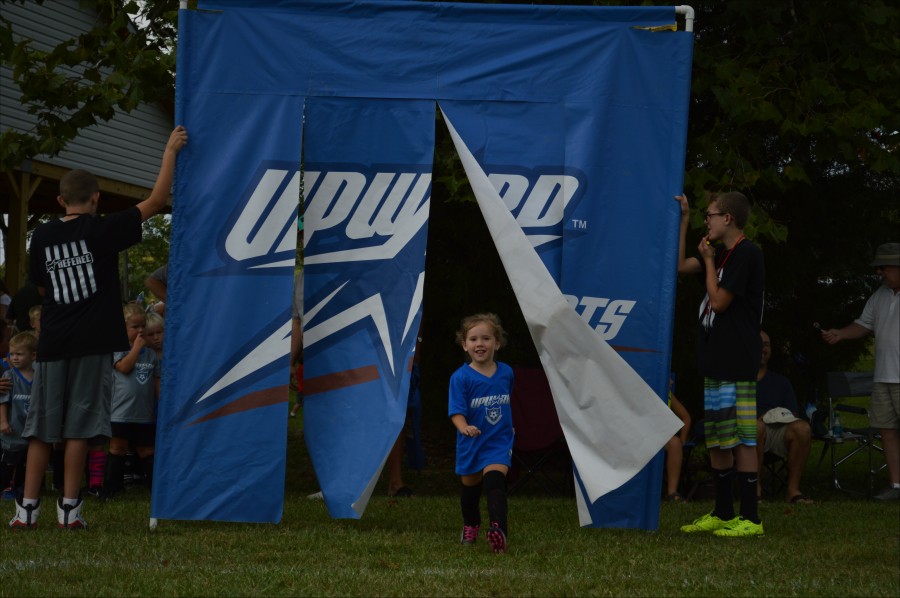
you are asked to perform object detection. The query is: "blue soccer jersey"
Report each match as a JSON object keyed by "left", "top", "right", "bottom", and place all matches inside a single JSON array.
[
  {"left": 448, "top": 361, "right": 514, "bottom": 475},
  {"left": 0, "top": 368, "right": 32, "bottom": 452}
]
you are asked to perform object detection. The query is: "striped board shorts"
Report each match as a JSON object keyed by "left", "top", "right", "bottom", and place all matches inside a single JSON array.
[{"left": 703, "top": 378, "right": 757, "bottom": 449}]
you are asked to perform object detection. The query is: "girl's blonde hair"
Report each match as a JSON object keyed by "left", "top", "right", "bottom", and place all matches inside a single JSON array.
[
  {"left": 145, "top": 312, "right": 164, "bottom": 331},
  {"left": 455, "top": 313, "right": 506, "bottom": 348},
  {"left": 123, "top": 303, "right": 145, "bottom": 321}
]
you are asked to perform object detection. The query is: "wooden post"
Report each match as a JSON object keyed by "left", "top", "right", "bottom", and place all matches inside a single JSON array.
[{"left": 4, "top": 170, "right": 42, "bottom": 292}]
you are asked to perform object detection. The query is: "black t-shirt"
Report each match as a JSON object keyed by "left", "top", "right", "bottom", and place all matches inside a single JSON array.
[
  {"left": 756, "top": 370, "right": 799, "bottom": 417},
  {"left": 696, "top": 239, "right": 765, "bottom": 381},
  {"left": 29, "top": 208, "right": 143, "bottom": 361}
]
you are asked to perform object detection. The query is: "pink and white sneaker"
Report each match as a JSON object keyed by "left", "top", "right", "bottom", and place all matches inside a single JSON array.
[
  {"left": 486, "top": 522, "right": 507, "bottom": 554},
  {"left": 460, "top": 524, "right": 480, "bottom": 545}
]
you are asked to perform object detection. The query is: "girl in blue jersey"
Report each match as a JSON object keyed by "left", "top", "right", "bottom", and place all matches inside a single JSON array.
[{"left": 448, "top": 313, "right": 513, "bottom": 554}]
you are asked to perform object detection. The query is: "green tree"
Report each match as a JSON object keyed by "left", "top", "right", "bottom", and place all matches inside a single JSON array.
[
  {"left": 123, "top": 214, "right": 170, "bottom": 301},
  {"left": 666, "top": 0, "right": 900, "bottom": 407},
  {"left": 0, "top": 0, "right": 181, "bottom": 170}
]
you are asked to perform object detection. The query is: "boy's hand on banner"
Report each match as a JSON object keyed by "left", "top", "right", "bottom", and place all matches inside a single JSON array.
[{"left": 167, "top": 125, "right": 188, "bottom": 154}]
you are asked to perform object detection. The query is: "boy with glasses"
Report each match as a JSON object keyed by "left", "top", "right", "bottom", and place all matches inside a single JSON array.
[{"left": 673, "top": 192, "right": 766, "bottom": 537}]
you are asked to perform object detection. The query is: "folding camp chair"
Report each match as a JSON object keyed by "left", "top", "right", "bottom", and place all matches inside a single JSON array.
[
  {"left": 508, "top": 367, "right": 573, "bottom": 496},
  {"left": 815, "top": 372, "right": 885, "bottom": 496},
  {"left": 761, "top": 452, "right": 788, "bottom": 498}
]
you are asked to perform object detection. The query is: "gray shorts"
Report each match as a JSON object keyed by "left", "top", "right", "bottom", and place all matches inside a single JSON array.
[
  {"left": 23, "top": 355, "right": 113, "bottom": 443},
  {"left": 869, "top": 382, "right": 900, "bottom": 429},
  {"left": 763, "top": 422, "right": 789, "bottom": 459}
]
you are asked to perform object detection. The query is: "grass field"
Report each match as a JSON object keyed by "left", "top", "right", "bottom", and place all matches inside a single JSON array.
[{"left": 3, "top": 408, "right": 898, "bottom": 597}]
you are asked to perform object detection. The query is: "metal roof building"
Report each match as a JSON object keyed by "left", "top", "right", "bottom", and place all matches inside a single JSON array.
[{"left": 1, "top": 0, "right": 173, "bottom": 290}]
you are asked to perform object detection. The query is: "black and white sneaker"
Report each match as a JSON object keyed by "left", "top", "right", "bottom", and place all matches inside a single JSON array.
[
  {"left": 9, "top": 498, "right": 40, "bottom": 530},
  {"left": 57, "top": 496, "right": 87, "bottom": 530}
]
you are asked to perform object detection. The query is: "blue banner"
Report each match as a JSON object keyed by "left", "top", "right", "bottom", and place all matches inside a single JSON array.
[
  {"left": 157, "top": 0, "right": 693, "bottom": 528},
  {"left": 302, "top": 97, "right": 432, "bottom": 518}
]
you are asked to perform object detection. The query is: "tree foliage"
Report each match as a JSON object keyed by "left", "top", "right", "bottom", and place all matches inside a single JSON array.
[
  {"left": 0, "top": 0, "right": 181, "bottom": 170},
  {"left": 124, "top": 214, "right": 170, "bottom": 301},
  {"left": 666, "top": 0, "right": 900, "bottom": 407}
]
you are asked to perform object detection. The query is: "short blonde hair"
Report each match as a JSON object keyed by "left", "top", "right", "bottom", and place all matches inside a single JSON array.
[
  {"left": 145, "top": 312, "right": 164, "bottom": 331},
  {"left": 9, "top": 331, "right": 38, "bottom": 353},
  {"left": 123, "top": 303, "right": 145, "bottom": 322}
]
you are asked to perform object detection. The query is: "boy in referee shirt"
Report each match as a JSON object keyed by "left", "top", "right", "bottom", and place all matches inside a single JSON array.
[{"left": 9, "top": 126, "right": 186, "bottom": 530}]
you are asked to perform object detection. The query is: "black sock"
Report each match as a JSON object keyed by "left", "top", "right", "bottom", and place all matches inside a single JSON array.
[
  {"left": 104, "top": 454, "right": 126, "bottom": 495},
  {"left": 0, "top": 463, "right": 13, "bottom": 491},
  {"left": 737, "top": 471, "right": 760, "bottom": 523},
  {"left": 712, "top": 467, "right": 735, "bottom": 520},
  {"left": 483, "top": 470, "right": 508, "bottom": 535},
  {"left": 140, "top": 454, "right": 155, "bottom": 490},
  {"left": 460, "top": 481, "right": 482, "bottom": 527}
]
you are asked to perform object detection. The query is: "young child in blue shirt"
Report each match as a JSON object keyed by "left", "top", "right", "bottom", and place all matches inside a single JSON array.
[
  {"left": 0, "top": 332, "right": 37, "bottom": 500},
  {"left": 100, "top": 304, "right": 161, "bottom": 501},
  {"left": 448, "top": 313, "right": 514, "bottom": 554}
]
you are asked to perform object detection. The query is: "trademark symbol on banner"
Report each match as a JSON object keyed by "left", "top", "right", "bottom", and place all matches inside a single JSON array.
[{"left": 571, "top": 218, "right": 588, "bottom": 229}]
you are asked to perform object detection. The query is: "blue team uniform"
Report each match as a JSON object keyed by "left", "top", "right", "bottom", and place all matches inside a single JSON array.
[
  {"left": 448, "top": 361, "right": 514, "bottom": 475},
  {"left": 0, "top": 369, "right": 32, "bottom": 454}
]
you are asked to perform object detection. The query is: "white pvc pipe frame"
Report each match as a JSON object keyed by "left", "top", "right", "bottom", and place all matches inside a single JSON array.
[
  {"left": 177, "top": 2, "right": 694, "bottom": 32},
  {"left": 676, "top": 5, "right": 695, "bottom": 32},
  {"left": 160, "top": 0, "right": 693, "bottom": 531}
]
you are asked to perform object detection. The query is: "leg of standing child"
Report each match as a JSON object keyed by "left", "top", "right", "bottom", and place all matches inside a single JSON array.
[
  {"left": 10, "top": 438, "right": 50, "bottom": 529},
  {"left": 0, "top": 460, "right": 14, "bottom": 499},
  {"left": 459, "top": 474, "right": 482, "bottom": 545},
  {"left": 709, "top": 449, "right": 736, "bottom": 520},
  {"left": 664, "top": 436, "right": 684, "bottom": 499},
  {"left": 734, "top": 445, "right": 759, "bottom": 524},
  {"left": 483, "top": 467, "right": 508, "bottom": 553},
  {"left": 136, "top": 446, "right": 155, "bottom": 490},
  {"left": 57, "top": 438, "right": 89, "bottom": 529},
  {"left": 87, "top": 445, "right": 106, "bottom": 497},
  {"left": 101, "top": 436, "right": 128, "bottom": 501}
]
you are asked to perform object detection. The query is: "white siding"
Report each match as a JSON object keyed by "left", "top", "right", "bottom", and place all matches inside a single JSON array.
[{"left": 0, "top": 0, "right": 172, "bottom": 189}]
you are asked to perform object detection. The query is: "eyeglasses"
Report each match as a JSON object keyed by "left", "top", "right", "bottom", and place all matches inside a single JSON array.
[{"left": 704, "top": 211, "right": 727, "bottom": 221}]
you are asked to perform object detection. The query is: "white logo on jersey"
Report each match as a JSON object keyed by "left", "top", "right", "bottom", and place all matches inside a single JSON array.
[{"left": 135, "top": 362, "right": 155, "bottom": 385}]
